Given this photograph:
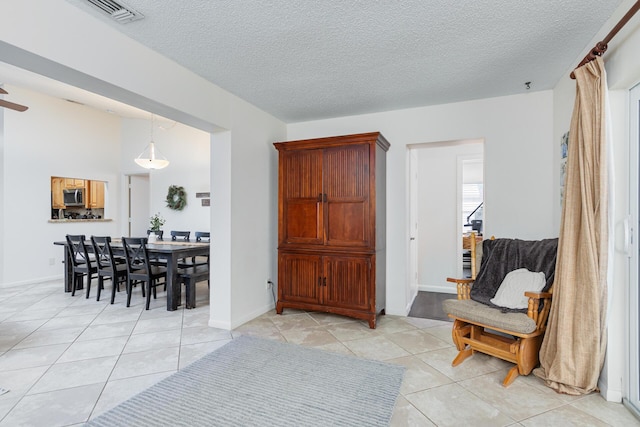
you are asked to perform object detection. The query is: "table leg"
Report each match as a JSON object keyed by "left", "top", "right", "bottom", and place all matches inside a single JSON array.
[
  {"left": 165, "top": 255, "right": 181, "bottom": 311},
  {"left": 64, "top": 246, "right": 72, "bottom": 292}
]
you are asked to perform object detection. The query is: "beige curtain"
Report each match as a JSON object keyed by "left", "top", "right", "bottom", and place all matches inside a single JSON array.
[{"left": 534, "top": 56, "right": 610, "bottom": 395}]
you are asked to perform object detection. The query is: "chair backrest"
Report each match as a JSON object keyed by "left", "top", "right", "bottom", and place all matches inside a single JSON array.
[
  {"left": 195, "top": 231, "right": 210, "bottom": 242},
  {"left": 470, "top": 236, "right": 558, "bottom": 309},
  {"left": 66, "top": 234, "right": 90, "bottom": 268},
  {"left": 171, "top": 230, "right": 190, "bottom": 241},
  {"left": 122, "top": 237, "right": 151, "bottom": 274},
  {"left": 469, "top": 233, "right": 495, "bottom": 279},
  {"left": 90, "top": 236, "right": 118, "bottom": 272}
]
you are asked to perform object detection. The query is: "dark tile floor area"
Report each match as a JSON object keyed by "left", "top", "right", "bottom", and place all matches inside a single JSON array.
[{"left": 408, "top": 291, "right": 454, "bottom": 321}]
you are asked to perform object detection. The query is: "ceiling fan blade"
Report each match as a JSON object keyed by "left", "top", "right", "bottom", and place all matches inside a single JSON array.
[
  {"left": 0, "top": 99, "right": 28, "bottom": 112},
  {"left": 0, "top": 88, "right": 7, "bottom": 95}
]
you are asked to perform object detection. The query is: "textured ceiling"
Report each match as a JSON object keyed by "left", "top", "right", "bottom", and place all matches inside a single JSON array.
[{"left": 58, "top": 1, "right": 622, "bottom": 122}]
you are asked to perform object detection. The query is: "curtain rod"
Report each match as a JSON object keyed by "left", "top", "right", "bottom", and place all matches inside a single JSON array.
[{"left": 570, "top": 0, "right": 640, "bottom": 79}]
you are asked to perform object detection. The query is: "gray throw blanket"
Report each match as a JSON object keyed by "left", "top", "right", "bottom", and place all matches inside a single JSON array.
[{"left": 470, "top": 237, "right": 559, "bottom": 313}]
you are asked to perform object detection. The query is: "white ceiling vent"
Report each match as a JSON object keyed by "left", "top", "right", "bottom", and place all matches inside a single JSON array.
[{"left": 85, "top": 0, "right": 144, "bottom": 23}]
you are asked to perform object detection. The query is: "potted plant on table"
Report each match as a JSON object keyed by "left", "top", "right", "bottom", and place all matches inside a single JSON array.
[{"left": 148, "top": 212, "right": 165, "bottom": 242}]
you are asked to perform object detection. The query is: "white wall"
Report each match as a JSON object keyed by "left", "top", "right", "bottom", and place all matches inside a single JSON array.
[
  {"left": 1, "top": 85, "right": 122, "bottom": 285},
  {"left": 550, "top": 0, "right": 640, "bottom": 402},
  {"left": 229, "top": 97, "right": 283, "bottom": 328},
  {"left": 0, "top": 99, "right": 4, "bottom": 285},
  {"left": 416, "top": 143, "right": 483, "bottom": 292},
  {"left": 418, "top": 146, "right": 458, "bottom": 290},
  {"left": 120, "top": 118, "right": 211, "bottom": 235},
  {"left": 0, "top": 0, "right": 287, "bottom": 331},
  {"left": 288, "top": 90, "right": 555, "bottom": 315},
  {"left": 205, "top": 98, "right": 285, "bottom": 330}
]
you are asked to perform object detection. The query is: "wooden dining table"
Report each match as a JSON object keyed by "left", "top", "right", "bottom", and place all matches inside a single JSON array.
[{"left": 54, "top": 238, "right": 210, "bottom": 311}]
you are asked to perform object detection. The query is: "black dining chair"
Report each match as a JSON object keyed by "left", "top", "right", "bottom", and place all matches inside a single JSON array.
[
  {"left": 171, "top": 230, "right": 194, "bottom": 269},
  {"left": 122, "top": 237, "right": 167, "bottom": 310},
  {"left": 66, "top": 234, "right": 97, "bottom": 298},
  {"left": 170, "top": 230, "right": 190, "bottom": 241},
  {"left": 144, "top": 229, "right": 168, "bottom": 267},
  {"left": 178, "top": 231, "right": 211, "bottom": 292},
  {"left": 91, "top": 236, "right": 128, "bottom": 304},
  {"left": 178, "top": 231, "right": 210, "bottom": 269},
  {"left": 195, "top": 231, "right": 210, "bottom": 242}
]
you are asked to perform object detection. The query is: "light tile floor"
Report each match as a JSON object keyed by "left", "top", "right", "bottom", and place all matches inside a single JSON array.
[{"left": 0, "top": 279, "right": 638, "bottom": 426}]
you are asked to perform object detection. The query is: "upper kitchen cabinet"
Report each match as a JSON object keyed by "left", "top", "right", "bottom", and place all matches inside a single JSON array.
[
  {"left": 87, "top": 180, "right": 105, "bottom": 209},
  {"left": 51, "top": 177, "right": 65, "bottom": 209},
  {"left": 64, "top": 178, "right": 85, "bottom": 189}
]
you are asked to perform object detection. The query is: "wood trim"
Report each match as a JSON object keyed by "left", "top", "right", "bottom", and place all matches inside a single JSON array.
[{"left": 274, "top": 132, "right": 390, "bottom": 152}]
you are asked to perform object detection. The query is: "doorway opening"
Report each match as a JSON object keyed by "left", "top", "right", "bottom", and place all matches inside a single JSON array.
[
  {"left": 125, "top": 174, "right": 150, "bottom": 237},
  {"left": 407, "top": 139, "right": 484, "bottom": 320},
  {"left": 461, "top": 158, "right": 484, "bottom": 278}
]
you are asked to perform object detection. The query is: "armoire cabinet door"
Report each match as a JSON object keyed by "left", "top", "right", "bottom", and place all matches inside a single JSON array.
[
  {"left": 323, "top": 255, "right": 371, "bottom": 311},
  {"left": 278, "top": 252, "right": 322, "bottom": 305},
  {"left": 280, "top": 149, "right": 324, "bottom": 245},
  {"left": 324, "top": 144, "right": 371, "bottom": 247}
]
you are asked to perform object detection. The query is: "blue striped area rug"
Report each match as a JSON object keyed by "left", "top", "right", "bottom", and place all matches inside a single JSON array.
[{"left": 86, "top": 335, "right": 404, "bottom": 426}]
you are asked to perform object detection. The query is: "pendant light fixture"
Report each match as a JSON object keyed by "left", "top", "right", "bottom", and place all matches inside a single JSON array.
[{"left": 135, "top": 113, "right": 169, "bottom": 169}]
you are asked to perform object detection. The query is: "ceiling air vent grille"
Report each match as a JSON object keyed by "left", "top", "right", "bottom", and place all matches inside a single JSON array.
[{"left": 85, "top": 0, "right": 144, "bottom": 23}]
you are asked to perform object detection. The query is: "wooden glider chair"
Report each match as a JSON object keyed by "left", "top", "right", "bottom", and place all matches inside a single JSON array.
[{"left": 443, "top": 233, "right": 558, "bottom": 386}]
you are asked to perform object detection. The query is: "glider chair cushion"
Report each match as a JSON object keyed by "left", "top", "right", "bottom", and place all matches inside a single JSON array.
[
  {"left": 442, "top": 299, "right": 537, "bottom": 334},
  {"left": 444, "top": 236, "right": 558, "bottom": 387}
]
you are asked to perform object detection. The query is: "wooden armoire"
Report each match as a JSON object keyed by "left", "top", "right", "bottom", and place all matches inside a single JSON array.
[{"left": 274, "top": 132, "right": 390, "bottom": 328}]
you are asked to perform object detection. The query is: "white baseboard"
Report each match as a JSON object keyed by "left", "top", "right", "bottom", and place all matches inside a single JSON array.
[
  {"left": 232, "top": 302, "right": 275, "bottom": 329},
  {"left": 598, "top": 378, "right": 623, "bottom": 402},
  {"left": 208, "top": 319, "right": 232, "bottom": 330},
  {"left": 405, "top": 287, "right": 419, "bottom": 315},
  {"left": 418, "top": 284, "right": 457, "bottom": 294},
  {"left": 210, "top": 302, "right": 275, "bottom": 331},
  {"left": 0, "top": 275, "right": 63, "bottom": 289}
]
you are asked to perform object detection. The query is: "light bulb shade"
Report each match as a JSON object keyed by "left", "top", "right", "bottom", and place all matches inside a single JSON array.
[{"left": 135, "top": 141, "right": 169, "bottom": 170}]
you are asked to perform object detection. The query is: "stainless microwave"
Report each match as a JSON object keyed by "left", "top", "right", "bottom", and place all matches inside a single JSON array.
[{"left": 63, "top": 188, "right": 84, "bottom": 206}]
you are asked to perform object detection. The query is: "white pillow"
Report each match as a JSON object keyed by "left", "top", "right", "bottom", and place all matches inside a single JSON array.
[{"left": 490, "top": 268, "right": 546, "bottom": 309}]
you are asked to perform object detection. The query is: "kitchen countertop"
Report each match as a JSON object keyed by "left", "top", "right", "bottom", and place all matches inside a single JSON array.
[{"left": 48, "top": 218, "right": 113, "bottom": 223}]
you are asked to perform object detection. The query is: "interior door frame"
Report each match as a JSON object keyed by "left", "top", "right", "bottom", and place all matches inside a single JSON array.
[
  {"left": 407, "top": 140, "right": 484, "bottom": 303},
  {"left": 408, "top": 148, "right": 419, "bottom": 293},
  {"left": 124, "top": 173, "right": 150, "bottom": 238}
]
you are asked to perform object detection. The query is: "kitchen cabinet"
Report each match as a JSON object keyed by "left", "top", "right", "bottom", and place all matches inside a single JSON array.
[
  {"left": 51, "top": 177, "right": 66, "bottom": 209},
  {"left": 64, "top": 178, "right": 85, "bottom": 189},
  {"left": 87, "top": 180, "right": 105, "bottom": 209},
  {"left": 274, "top": 132, "right": 389, "bottom": 328}
]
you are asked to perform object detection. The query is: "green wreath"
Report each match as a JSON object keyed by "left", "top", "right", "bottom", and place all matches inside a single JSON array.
[{"left": 166, "top": 185, "right": 187, "bottom": 210}]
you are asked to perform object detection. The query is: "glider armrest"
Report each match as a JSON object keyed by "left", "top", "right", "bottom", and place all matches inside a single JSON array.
[
  {"left": 525, "top": 291, "right": 553, "bottom": 329},
  {"left": 446, "top": 277, "right": 474, "bottom": 300}
]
